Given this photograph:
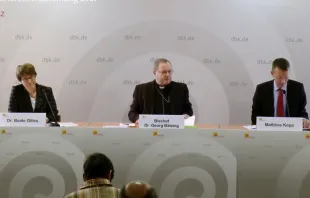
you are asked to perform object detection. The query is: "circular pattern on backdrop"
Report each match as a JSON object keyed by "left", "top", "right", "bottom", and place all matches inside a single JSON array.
[
  {"left": 0, "top": 133, "right": 85, "bottom": 198},
  {"left": 58, "top": 20, "right": 253, "bottom": 124},
  {"left": 276, "top": 145, "right": 310, "bottom": 198},
  {"left": 125, "top": 134, "right": 237, "bottom": 198}
]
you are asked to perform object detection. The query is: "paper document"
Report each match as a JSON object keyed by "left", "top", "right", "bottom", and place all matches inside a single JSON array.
[
  {"left": 59, "top": 122, "right": 79, "bottom": 127},
  {"left": 103, "top": 125, "right": 128, "bottom": 128},
  {"left": 184, "top": 115, "right": 195, "bottom": 126},
  {"left": 243, "top": 125, "right": 256, "bottom": 130},
  {"left": 119, "top": 123, "right": 136, "bottom": 127}
]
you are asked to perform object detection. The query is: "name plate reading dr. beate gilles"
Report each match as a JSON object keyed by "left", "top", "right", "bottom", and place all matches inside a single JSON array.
[
  {"left": 0, "top": 113, "right": 46, "bottom": 127},
  {"left": 139, "top": 114, "right": 184, "bottom": 129},
  {"left": 256, "top": 116, "right": 303, "bottom": 131}
]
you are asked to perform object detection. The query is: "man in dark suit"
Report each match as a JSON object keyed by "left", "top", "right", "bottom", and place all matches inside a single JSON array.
[
  {"left": 8, "top": 63, "right": 59, "bottom": 124},
  {"left": 128, "top": 58, "right": 193, "bottom": 123},
  {"left": 251, "top": 58, "right": 309, "bottom": 127}
]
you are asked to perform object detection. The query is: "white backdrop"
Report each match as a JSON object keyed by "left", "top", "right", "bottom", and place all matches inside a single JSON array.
[{"left": 0, "top": 0, "right": 310, "bottom": 124}]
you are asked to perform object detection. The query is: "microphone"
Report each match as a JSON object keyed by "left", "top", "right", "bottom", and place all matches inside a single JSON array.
[
  {"left": 283, "top": 90, "right": 290, "bottom": 117},
  {"left": 41, "top": 87, "right": 60, "bottom": 127}
]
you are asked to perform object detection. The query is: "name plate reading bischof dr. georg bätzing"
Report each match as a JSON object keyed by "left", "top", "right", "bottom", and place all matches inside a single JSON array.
[
  {"left": 0, "top": 113, "right": 46, "bottom": 127},
  {"left": 138, "top": 114, "right": 184, "bottom": 129},
  {"left": 256, "top": 116, "right": 303, "bottom": 131}
]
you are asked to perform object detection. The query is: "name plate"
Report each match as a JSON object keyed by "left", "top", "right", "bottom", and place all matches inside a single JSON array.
[
  {"left": 256, "top": 116, "right": 303, "bottom": 131},
  {"left": 0, "top": 113, "right": 46, "bottom": 127},
  {"left": 139, "top": 114, "right": 184, "bottom": 129}
]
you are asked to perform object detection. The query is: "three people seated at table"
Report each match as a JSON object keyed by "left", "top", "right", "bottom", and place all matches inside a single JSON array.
[{"left": 7, "top": 58, "right": 310, "bottom": 127}]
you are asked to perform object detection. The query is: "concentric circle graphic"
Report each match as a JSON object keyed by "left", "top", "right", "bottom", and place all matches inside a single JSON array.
[
  {"left": 159, "top": 166, "right": 216, "bottom": 198},
  {"left": 126, "top": 134, "right": 237, "bottom": 198},
  {"left": 276, "top": 145, "right": 310, "bottom": 198},
  {"left": 0, "top": 133, "right": 85, "bottom": 198}
]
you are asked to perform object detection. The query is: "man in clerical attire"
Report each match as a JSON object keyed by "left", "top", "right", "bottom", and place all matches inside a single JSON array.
[{"left": 128, "top": 58, "right": 193, "bottom": 123}]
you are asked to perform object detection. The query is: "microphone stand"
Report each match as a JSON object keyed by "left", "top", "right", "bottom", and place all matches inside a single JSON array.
[{"left": 41, "top": 88, "right": 60, "bottom": 127}]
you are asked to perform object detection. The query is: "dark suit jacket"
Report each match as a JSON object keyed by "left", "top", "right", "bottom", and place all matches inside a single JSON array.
[
  {"left": 128, "top": 80, "right": 193, "bottom": 122},
  {"left": 8, "top": 83, "right": 59, "bottom": 122},
  {"left": 251, "top": 79, "right": 308, "bottom": 125}
]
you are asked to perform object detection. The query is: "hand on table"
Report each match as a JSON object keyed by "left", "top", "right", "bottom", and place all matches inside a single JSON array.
[
  {"left": 183, "top": 114, "right": 190, "bottom": 119},
  {"left": 303, "top": 119, "right": 310, "bottom": 128}
]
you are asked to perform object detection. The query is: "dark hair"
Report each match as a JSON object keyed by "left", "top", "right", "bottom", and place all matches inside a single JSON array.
[
  {"left": 272, "top": 58, "right": 290, "bottom": 71},
  {"left": 83, "top": 153, "right": 114, "bottom": 181},
  {"left": 120, "top": 186, "right": 158, "bottom": 198},
  {"left": 16, "top": 63, "right": 37, "bottom": 81},
  {"left": 153, "top": 58, "right": 172, "bottom": 71}
]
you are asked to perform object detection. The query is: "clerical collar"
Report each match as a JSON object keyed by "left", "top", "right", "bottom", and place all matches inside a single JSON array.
[
  {"left": 154, "top": 80, "right": 171, "bottom": 89},
  {"left": 157, "top": 84, "right": 167, "bottom": 90}
]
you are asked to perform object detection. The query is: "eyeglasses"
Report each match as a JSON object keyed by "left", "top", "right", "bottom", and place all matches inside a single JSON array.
[
  {"left": 157, "top": 70, "right": 173, "bottom": 75},
  {"left": 21, "top": 76, "right": 35, "bottom": 82}
]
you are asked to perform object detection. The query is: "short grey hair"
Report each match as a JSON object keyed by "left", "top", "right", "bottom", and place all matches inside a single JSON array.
[{"left": 153, "top": 58, "right": 172, "bottom": 71}]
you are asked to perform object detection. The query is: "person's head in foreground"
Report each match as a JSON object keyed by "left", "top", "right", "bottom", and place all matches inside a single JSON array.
[
  {"left": 83, "top": 152, "right": 115, "bottom": 182},
  {"left": 120, "top": 180, "right": 158, "bottom": 198},
  {"left": 64, "top": 152, "right": 119, "bottom": 198}
]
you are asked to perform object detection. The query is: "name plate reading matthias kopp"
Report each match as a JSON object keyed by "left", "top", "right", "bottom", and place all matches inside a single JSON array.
[
  {"left": 139, "top": 114, "right": 184, "bottom": 129},
  {"left": 256, "top": 116, "right": 303, "bottom": 131},
  {"left": 0, "top": 113, "right": 46, "bottom": 127}
]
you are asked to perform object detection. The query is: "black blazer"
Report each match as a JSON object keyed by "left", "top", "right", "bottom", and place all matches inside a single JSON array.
[
  {"left": 8, "top": 83, "right": 59, "bottom": 122},
  {"left": 251, "top": 79, "right": 308, "bottom": 125},
  {"left": 128, "top": 80, "right": 193, "bottom": 122}
]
